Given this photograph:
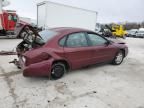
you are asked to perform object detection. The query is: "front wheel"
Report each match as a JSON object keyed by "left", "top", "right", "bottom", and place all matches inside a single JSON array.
[
  {"left": 51, "top": 63, "right": 66, "bottom": 79},
  {"left": 112, "top": 50, "right": 124, "bottom": 65}
]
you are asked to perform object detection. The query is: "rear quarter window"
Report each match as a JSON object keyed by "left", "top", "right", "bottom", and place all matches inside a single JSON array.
[{"left": 59, "top": 36, "right": 67, "bottom": 46}]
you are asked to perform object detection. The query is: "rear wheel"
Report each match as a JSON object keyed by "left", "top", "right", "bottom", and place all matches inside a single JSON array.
[
  {"left": 51, "top": 63, "right": 66, "bottom": 79},
  {"left": 112, "top": 50, "right": 124, "bottom": 65}
]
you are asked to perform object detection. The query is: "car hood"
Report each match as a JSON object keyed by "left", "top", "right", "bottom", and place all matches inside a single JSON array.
[
  {"left": 137, "top": 33, "right": 144, "bottom": 35},
  {"left": 107, "top": 38, "right": 126, "bottom": 44}
]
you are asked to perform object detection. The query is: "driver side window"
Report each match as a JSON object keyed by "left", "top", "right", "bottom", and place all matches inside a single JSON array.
[{"left": 87, "top": 33, "right": 107, "bottom": 46}]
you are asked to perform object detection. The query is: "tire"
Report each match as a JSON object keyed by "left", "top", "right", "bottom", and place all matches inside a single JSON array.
[
  {"left": 112, "top": 50, "right": 124, "bottom": 65},
  {"left": 51, "top": 63, "right": 66, "bottom": 79}
]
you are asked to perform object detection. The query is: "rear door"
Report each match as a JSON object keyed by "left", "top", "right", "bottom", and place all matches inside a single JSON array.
[
  {"left": 63, "top": 32, "right": 92, "bottom": 69},
  {"left": 86, "top": 32, "right": 117, "bottom": 64}
]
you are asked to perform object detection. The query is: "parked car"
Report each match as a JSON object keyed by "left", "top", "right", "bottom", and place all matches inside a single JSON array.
[
  {"left": 15, "top": 25, "right": 128, "bottom": 79},
  {"left": 127, "top": 29, "right": 138, "bottom": 37},
  {"left": 136, "top": 30, "right": 144, "bottom": 38}
]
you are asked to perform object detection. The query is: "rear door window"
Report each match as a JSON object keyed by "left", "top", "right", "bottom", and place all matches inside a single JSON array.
[{"left": 66, "top": 32, "right": 88, "bottom": 47}]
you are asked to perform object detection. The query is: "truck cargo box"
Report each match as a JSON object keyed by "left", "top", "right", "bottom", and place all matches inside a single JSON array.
[{"left": 37, "top": 1, "right": 97, "bottom": 30}]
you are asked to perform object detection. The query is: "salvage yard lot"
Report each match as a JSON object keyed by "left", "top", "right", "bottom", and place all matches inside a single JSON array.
[{"left": 0, "top": 38, "right": 144, "bottom": 108}]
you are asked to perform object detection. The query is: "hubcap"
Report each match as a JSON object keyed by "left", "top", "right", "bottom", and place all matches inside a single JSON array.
[
  {"left": 115, "top": 52, "right": 123, "bottom": 64},
  {"left": 52, "top": 65, "right": 64, "bottom": 77}
]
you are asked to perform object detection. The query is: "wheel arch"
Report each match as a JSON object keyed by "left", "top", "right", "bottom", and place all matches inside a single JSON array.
[
  {"left": 52, "top": 59, "right": 70, "bottom": 71},
  {"left": 120, "top": 49, "right": 125, "bottom": 57}
]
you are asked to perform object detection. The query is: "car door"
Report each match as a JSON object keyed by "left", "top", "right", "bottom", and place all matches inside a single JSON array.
[
  {"left": 86, "top": 32, "right": 117, "bottom": 64},
  {"left": 63, "top": 32, "right": 92, "bottom": 69}
]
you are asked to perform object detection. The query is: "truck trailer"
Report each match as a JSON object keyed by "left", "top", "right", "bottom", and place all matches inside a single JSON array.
[{"left": 37, "top": 1, "right": 97, "bottom": 31}]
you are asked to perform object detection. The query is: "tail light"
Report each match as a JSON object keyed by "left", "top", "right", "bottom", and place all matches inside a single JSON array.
[{"left": 22, "top": 56, "right": 26, "bottom": 63}]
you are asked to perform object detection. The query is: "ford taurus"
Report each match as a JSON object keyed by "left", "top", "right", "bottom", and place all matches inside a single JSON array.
[{"left": 15, "top": 26, "right": 128, "bottom": 79}]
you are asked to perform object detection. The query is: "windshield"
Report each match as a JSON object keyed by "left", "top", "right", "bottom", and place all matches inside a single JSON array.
[
  {"left": 138, "top": 31, "right": 144, "bottom": 33},
  {"left": 8, "top": 14, "right": 17, "bottom": 22},
  {"left": 130, "top": 31, "right": 136, "bottom": 33},
  {"left": 39, "top": 30, "right": 58, "bottom": 43}
]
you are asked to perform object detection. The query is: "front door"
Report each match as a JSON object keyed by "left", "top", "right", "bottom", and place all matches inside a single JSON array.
[{"left": 86, "top": 33, "right": 117, "bottom": 64}]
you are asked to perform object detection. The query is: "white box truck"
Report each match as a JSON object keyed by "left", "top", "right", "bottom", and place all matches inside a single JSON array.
[{"left": 37, "top": 1, "right": 97, "bottom": 30}]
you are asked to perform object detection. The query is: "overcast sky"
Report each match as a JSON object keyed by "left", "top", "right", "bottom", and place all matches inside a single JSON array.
[{"left": 4, "top": 0, "right": 144, "bottom": 23}]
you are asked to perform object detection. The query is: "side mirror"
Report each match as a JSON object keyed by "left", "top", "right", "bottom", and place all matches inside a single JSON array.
[{"left": 105, "top": 41, "right": 110, "bottom": 46}]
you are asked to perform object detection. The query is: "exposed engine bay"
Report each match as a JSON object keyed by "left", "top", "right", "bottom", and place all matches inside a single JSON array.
[
  {"left": 16, "top": 25, "right": 45, "bottom": 56},
  {"left": 9, "top": 25, "right": 45, "bottom": 68}
]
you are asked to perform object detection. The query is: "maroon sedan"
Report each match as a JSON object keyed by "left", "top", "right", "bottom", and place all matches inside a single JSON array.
[{"left": 16, "top": 26, "right": 128, "bottom": 79}]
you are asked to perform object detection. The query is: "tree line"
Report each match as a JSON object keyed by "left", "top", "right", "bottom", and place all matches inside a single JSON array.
[
  {"left": 107, "top": 21, "right": 144, "bottom": 30},
  {"left": 123, "top": 22, "right": 144, "bottom": 30}
]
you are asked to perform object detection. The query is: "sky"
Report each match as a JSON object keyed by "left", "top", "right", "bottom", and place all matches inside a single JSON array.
[{"left": 3, "top": 0, "right": 144, "bottom": 23}]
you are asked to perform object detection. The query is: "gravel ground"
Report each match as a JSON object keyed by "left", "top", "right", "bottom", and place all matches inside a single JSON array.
[{"left": 0, "top": 37, "right": 144, "bottom": 108}]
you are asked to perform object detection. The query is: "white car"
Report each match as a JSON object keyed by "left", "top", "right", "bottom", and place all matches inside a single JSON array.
[
  {"left": 136, "top": 30, "right": 144, "bottom": 38},
  {"left": 127, "top": 29, "right": 138, "bottom": 37}
]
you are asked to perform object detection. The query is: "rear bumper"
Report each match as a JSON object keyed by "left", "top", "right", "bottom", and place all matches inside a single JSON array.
[{"left": 19, "top": 57, "right": 52, "bottom": 77}]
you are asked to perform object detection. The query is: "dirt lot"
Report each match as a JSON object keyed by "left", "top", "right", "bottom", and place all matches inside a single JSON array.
[{"left": 0, "top": 38, "right": 144, "bottom": 108}]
